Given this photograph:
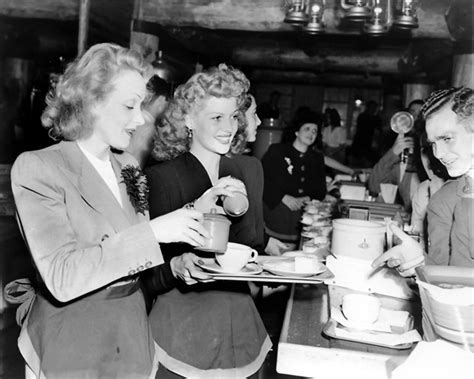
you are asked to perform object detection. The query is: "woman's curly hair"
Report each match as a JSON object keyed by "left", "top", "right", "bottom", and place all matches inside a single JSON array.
[
  {"left": 152, "top": 64, "right": 250, "bottom": 161},
  {"left": 421, "top": 87, "right": 473, "bottom": 131},
  {"left": 41, "top": 43, "right": 152, "bottom": 141},
  {"left": 230, "top": 94, "right": 254, "bottom": 155}
]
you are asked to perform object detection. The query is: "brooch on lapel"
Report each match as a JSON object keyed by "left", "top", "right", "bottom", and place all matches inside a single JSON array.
[
  {"left": 121, "top": 165, "right": 149, "bottom": 215},
  {"left": 284, "top": 157, "right": 294, "bottom": 175}
]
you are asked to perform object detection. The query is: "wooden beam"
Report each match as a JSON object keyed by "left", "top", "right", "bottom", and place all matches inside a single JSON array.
[
  {"left": 78, "top": 0, "right": 90, "bottom": 55},
  {"left": 250, "top": 69, "right": 383, "bottom": 87},
  {"left": 139, "top": 0, "right": 451, "bottom": 39},
  {"left": 233, "top": 47, "right": 404, "bottom": 75},
  {"left": 0, "top": 0, "right": 79, "bottom": 20}
]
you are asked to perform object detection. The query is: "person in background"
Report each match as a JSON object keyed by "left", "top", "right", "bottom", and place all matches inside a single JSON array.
[
  {"left": 368, "top": 115, "right": 421, "bottom": 211},
  {"left": 126, "top": 75, "right": 171, "bottom": 167},
  {"left": 262, "top": 111, "right": 327, "bottom": 244},
  {"left": 350, "top": 100, "right": 382, "bottom": 166},
  {"left": 145, "top": 64, "right": 271, "bottom": 378},
  {"left": 322, "top": 108, "right": 347, "bottom": 163},
  {"left": 6, "top": 43, "right": 210, "bottom": 378},
  {"left": 231, "top": 93, "right": 288, "bottom": 256},
  {"left": 258, "top": 90, "right": 281, "bottom": 120},
  {"left": 372, "top": 87, "right": 473, "bottom": 276},
  {"left": 230, "top": 93, "right": 261, "bottom": 155}
]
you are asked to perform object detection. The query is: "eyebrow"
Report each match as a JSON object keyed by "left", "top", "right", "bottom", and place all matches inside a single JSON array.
[{"left": 427, "top": 133, "right": 452, "bottom": 143}]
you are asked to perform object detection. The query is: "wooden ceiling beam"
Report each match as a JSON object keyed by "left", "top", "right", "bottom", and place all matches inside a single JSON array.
[
  {"left": 0, "top": 0, "right": 79, "bottom": 20},
  {"left": 249, "top": 69, "right": 383, "bottom": 87},
  {"left": 139, "top": 0, "right": 451, "bottom": 39},
  {"left": 233, "top": 47, "right": 404, "bottom": 75}
]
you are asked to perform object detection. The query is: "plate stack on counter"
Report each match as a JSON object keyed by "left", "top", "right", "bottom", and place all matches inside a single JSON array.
[{"left": 299, "top": 199, "right": 337, "bottom": 260}]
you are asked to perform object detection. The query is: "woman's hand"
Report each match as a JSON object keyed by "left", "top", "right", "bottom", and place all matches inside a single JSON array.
[
  {"left": 170, "top": 253, "right": 213, "bottom": 285},
  {"left": 265, "top": 237, "right": 294, "bottom": 256},
  {"left": 371, "top": 223, "right": 425, "bottom": 277},
  {"left": 194, "top": 176, "right": 247, "bottom": 213},
  {"left": 392, "top": 134, "right": 415, "bottom": 156},
  {"left": 282, "top": 194, "right": 302, "bottom": 211},
  {"left": 150, "top": 209, "right": 209, "bottom": 246}
]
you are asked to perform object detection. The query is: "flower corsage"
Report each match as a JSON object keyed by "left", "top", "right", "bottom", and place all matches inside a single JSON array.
[
  {"left": 121, "top": 165, "right": 149, "bottom": 215},
  {"left": 284, "top": 157, "right": 294, "bottom": 175}
]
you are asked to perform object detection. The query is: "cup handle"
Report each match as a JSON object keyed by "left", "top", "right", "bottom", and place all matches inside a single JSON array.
[{"left": 248, "top": 249, "right": 259, "bottom": 263}]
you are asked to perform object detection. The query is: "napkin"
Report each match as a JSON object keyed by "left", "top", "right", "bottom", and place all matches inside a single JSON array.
[
  {"left": 332, "top": 315, "right": 421, "bottom": 347},
  {"left": 391, "top": 340, "right": 474, "bottom": 379},
  {"left": 332, "top": 306, "right": 411, "bottom": 333}
]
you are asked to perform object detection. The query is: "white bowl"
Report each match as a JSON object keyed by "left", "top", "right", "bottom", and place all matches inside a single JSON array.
[{"left": 342, "top": 294, "right": 381, "bottom": 324}]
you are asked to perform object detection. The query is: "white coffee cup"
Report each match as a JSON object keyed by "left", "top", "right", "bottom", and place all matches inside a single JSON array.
[
  {"left": 215, "top": 242, "right": 258, "bottom": 273},
  {"left": 342, "top": 293, "right": 381, "bottom": 324}
]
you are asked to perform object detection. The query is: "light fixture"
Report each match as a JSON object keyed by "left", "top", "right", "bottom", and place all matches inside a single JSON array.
[
  {"left": 303, "top": 1, "right": 326, "bottom": 34},
  {"left": 392, "top": 0, "right": 419, "bottom": 29},
  {"left": 341, "top": 0, "right": 372, "bottom": 22},
  {"left": 363, "top": 0, "right": 388, "bottom": 35},
  {"left": 151, "top": 50, "right": 180, "bottom": 83},
  {"left": 284, "top": 0, "right": 309, "bottom": 25},
  {"left": 284, "top": 0, "right": 419, "bottom": 35}
]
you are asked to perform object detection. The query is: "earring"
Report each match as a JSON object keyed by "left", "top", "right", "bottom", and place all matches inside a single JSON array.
[{"left": 187, "top": 127, "right": 193, "bottom": 140}]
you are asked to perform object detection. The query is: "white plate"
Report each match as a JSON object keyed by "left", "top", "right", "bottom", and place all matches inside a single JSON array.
[
  {"left": 261, "top": 258, "right": 326, "bottom": 277},
  {"left": 196, "top": 258, "right": 263, "bottom": 275}
]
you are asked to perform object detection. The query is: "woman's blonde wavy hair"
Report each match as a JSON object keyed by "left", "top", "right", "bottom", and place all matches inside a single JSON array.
[
  {"left": 152, "top": 64, "right": 250, "bottom": 161},
  {"left": 41, "top": 43, "right": 152, "bottom": 141}
]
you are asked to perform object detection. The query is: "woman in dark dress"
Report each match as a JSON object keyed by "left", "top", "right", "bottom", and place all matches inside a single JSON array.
[
  {"left": 262, "top": 112, "right": 327, "bottom": 243},
  {"left": 145, "top": 64, "right": 271, "bottom": 378}
]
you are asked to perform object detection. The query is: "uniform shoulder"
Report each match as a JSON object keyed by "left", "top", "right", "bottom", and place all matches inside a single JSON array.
[{"left": 429, "top": 178, "right": 460, "bottom": 209}]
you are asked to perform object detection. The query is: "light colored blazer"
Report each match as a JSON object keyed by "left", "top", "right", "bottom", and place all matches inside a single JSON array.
[{"left": 11, "top": 140, "right": 164, "bottom": 302}]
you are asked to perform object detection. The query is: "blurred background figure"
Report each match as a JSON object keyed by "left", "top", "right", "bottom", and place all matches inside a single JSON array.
[
  {"left": 258, "top": 90, "right": 281, "bottom": 120},
  {"left": 230, "top": 93, "right": 261, "bottom": 156},
  {"left": 126, "top": 75, "right": 171, "bottom": 168},
  {"left": 262, "top": 110, "right": 326, "bottom": 245},
  {"left": 322, "top": 108, "right": 347, "bottom": 163},
  {"left": 368, "top": 120, "right": 420, "bottom": 211},
  {"left": 350, "top": 100, "right": 382, "bottom": 167}
]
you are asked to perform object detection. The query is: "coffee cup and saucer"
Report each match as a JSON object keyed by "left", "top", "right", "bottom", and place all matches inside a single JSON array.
[{"left": 197, "top": 242, "right": 262, "bottom": 275}]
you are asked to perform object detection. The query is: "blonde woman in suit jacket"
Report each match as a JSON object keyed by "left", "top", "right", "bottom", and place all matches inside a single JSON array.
[{"left": 9, "top": 43, "right": 210, "bottom": 378}]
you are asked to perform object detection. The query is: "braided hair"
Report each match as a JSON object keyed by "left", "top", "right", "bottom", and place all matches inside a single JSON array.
[{"left": 421, "top": 87, "right": 473, "bottom": 130}]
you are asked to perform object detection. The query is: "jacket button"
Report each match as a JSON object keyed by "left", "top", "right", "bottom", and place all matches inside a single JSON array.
[
  {"left": 137, "top": 265, "right": 145, "bottom": 272},
  {"left": 128, "top": 269, "right": 136, "bottom": 276},
  {"left": 145, "top": 261, "right": 152, "bottom": 268}
]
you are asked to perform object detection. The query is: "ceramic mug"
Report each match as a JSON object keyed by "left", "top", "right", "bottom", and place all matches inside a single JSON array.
[
  {"left": 215, "top": 242, "right": 258, "bottom": 272},
  {"left": 200, "top": 210, "right": 231, "bottom": 253}
]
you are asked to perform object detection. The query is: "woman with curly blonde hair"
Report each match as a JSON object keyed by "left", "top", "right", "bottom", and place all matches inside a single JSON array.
[{"left": 145, "top": 64, "right": 271, "bottom": 378}]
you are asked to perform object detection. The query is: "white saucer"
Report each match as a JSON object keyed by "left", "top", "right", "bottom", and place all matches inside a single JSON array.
[
  {"left": 196, "top": 258, "right": 263, "bottom": 275},
  {"left": 261, "top": 259, "right": 326, "bottom": 277}
]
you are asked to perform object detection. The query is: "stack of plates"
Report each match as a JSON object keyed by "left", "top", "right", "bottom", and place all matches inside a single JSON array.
[{"left": 416, "top": 266, "right": 474, "bottom": 351}]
